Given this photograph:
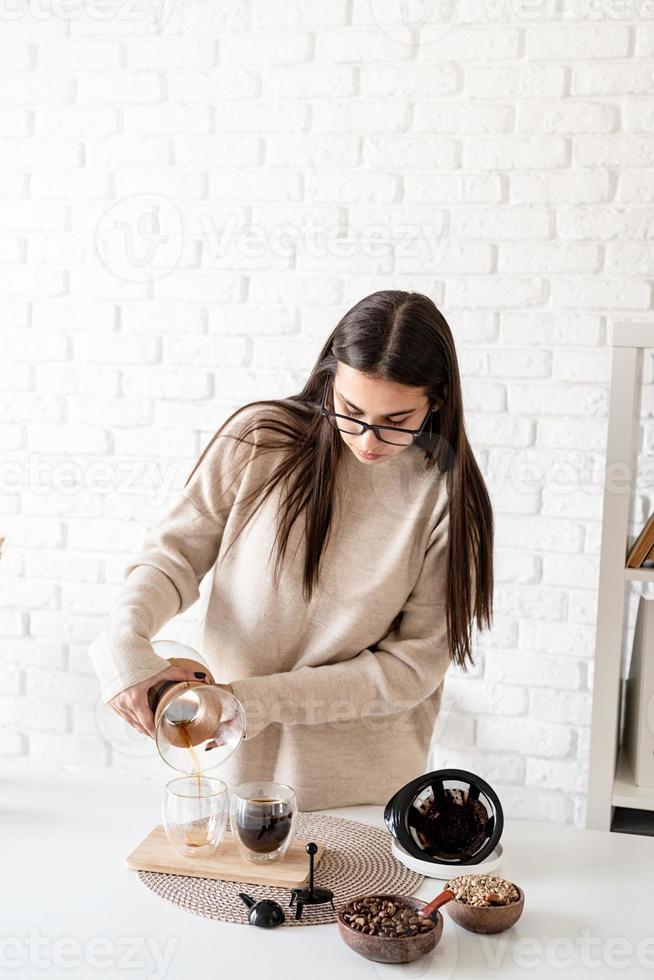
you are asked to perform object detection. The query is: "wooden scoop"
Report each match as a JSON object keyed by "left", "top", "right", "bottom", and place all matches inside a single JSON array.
[{"left": 418, "top": 888, "right": 455, "bottom": 919}]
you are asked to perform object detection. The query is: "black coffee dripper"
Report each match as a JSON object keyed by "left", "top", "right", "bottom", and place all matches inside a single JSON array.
[
  {"left": 238, "top": 892, "right": 286, "bottom": 929},
  {"left": 289, "top": 842, "right": 335, "bottom": 920},
  {"left": 383, "top": 768, "right": 504, "bottom": 865}
]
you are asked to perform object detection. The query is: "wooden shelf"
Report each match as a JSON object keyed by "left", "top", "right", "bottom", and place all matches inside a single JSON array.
[
  {"left": 586, "top": 320, "right": 654, "bottom": 831},
  {"left": 625, "top": 567, "right": 654, "bottom": 584},
  {"left": 612, "top": 749, "right": 654, "bottom": 811}
]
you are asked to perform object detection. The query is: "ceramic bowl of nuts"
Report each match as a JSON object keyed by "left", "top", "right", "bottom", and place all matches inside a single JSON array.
[
  {"left": 337, "top": 894, "right": 443, "bottom": 964},
  {"left": 444, "top": 873, "right": 524, "bottom": 934}
]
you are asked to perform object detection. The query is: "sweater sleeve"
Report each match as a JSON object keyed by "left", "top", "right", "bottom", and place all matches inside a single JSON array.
[
  {"left": 230, "top": 505, "right": 453, "bottom": 740},
  {"left": 88, "top": 406, "right": 261, "bottom": 703}
]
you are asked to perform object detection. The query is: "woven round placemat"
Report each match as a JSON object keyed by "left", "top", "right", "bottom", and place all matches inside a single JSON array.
[{"left": 137, "top": 811, "right": 425, "bottom": 927}]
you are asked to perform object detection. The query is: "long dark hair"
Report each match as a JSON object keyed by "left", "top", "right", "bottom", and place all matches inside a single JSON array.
[{"left": 184, "top": 290, "right": 493, "bottom": 669}]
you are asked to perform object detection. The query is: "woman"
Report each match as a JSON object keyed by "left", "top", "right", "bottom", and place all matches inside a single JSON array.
[{"left": 89, "top": 290, "right": 493, "bottom": 809}]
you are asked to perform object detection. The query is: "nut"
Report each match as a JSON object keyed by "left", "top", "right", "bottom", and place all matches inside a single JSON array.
[{"left": 444, "top": 874, "right": 520, "bottom": 908}]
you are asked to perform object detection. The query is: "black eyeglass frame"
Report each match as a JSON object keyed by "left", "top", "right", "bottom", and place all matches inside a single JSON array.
[{"left": 319, "top": 377, "right": 436, "bottom": 446}]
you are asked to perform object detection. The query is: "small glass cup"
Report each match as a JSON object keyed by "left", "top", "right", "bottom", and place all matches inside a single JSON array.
[
  {"left": 229, "top": 781, "right": 297, "bottom": 864},
  {"left": 163, "top": 775, "right": 228, "bottom": 858}
]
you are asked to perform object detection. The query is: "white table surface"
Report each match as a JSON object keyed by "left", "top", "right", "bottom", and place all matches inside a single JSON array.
[{"left": 3, "top": 762, "right": 654, "bottom": 980}]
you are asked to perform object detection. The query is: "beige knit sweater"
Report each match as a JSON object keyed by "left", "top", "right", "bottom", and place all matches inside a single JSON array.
[{"left": 89, "top": 402, "right": 453, "bottom": 810}]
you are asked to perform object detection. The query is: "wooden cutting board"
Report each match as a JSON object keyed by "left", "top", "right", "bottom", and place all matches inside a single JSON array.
[{"left": 126, "top": 825, "right": 325, "bottom": 888}]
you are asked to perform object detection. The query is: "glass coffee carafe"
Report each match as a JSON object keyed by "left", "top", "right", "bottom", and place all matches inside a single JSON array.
[{"left": 147, "top": 639, "right": 246, "bottom": 775}]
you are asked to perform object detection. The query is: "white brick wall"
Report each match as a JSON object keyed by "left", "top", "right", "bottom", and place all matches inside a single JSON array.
[{"left": 2, "top": 0, "right": 653, "bottom": 826}]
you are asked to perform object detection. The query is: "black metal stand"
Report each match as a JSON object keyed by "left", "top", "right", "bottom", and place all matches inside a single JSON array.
[{"left": 288, "top": 842, "right": 335, "bottom": 920}]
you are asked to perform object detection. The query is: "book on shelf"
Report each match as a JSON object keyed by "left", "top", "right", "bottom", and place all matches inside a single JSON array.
[
  {"left": 623, "top": 595, "right": 654, "bottom": 788},
  {"left": 626, "top": 513, "right": 654, "bottom": 568}
]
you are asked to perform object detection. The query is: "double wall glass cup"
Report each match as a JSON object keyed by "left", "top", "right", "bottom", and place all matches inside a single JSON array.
[
  {"left": 229, "top": 781, "right": 297, "bottom": 864},
  {"left": 163, "top": 775, "right": 228, "bottom": 858}
]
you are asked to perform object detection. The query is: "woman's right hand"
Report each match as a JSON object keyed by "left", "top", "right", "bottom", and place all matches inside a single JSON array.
[{"left": 108, "top": 663, "right": 211, "bottom": 739}]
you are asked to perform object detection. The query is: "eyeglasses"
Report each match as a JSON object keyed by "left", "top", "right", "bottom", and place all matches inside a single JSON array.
[{"left": 320, "top": 378, "right": 435, "bottom": 447}]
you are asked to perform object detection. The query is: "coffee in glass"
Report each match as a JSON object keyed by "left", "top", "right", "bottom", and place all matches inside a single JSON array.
[{"left": 230, "top": 782, "right": 297, "bottom": 864}]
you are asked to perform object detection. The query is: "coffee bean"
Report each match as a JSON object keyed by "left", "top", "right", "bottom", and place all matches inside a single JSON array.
[{"left": 341, "top": 898, "right": 436, "bottom": 938}]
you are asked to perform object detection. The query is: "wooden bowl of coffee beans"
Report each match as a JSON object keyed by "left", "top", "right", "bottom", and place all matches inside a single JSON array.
[
  {"left": 444, "top": 874, "right": 524, "bottom": 934},
  {"left": 337, "top": 894, "right": 443, "bottom": 964}
]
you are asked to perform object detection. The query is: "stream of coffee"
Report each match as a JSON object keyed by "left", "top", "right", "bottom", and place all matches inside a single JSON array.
[{"left": 181, "top": 724, "right": 208, "bottom": 848}]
